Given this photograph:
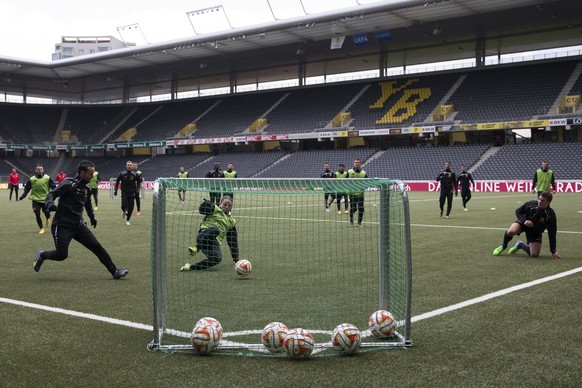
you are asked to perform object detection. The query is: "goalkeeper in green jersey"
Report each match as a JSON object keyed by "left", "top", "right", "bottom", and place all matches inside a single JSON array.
[{"left": 180, "top": 196, "right": 239, "bottom": 271}]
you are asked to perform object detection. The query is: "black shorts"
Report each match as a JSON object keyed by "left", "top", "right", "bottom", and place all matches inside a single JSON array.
[
  {"left": 32, "top": 201, "right": 49, "bottom": 213},
  {"left": 516, "top": 222, "right": 543, "bottom": 244}
]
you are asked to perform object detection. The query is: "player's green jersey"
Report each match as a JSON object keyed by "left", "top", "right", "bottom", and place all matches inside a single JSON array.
[
  {"left": 224, "top": 170, "right": 237, "bottom": 179},
  {"left": 178, "top": 171, "right": 189, "bottom": 179},
  {"left": 335, "top": 171, "right": 348, "bottom": 179},
  {"left": 201, "top": 206, "right": 236, "bottom": 242},
  {"left": 89, "top": 171, "right": 99, "bottom": 189},
  {"left": 348, "top": 168, "right": 367, "bottom": 196},
  {"left": 29, "top": 175, "right": 52, "bottom": 202},
  {"left": 535, "top": 168, "right": 554, "bottom": 192}
]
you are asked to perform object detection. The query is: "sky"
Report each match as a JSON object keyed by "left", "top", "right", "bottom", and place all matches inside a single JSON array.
[{"left": 0, "top": 0, "right": 375, "bottom": 62}]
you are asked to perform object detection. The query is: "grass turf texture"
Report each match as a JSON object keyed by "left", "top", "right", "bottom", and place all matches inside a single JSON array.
[{"left": 1, "top": 191, "right": 581, "bottom": 386}]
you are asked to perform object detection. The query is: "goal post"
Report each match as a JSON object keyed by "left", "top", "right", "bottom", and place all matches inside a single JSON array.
[{"left": 149, "top": 177, "right": 412, "bottom": 355}]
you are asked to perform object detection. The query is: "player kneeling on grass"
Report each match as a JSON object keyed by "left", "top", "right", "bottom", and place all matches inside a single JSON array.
[
  {"left": 492, "top": 191, "right": 561, "bottom": 259},
  {"left": 180, "top": 196, "right": 240, "bottom": 271},
  {"left": 33, "top": 160, "right": 128, "bottom": 279}
]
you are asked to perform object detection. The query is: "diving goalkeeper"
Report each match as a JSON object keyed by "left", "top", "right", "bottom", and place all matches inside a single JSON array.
[{"left": 180, "top": 196, "right": 239, "bottom": 271}]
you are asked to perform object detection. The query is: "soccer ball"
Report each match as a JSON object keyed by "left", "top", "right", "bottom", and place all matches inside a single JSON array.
[
  {"left": 195, "top": 317, "right": 223, "bottom": 338},
  {"left": 368, "top": 310, "right": 396, "bottom": 338},
  {"left": 191, "top": 323, "right": 221, "bottom": 354},
  {"left": 235, "top": 259, "right": 252, "bottom": 277},
  {"left": 331, "top": 323, "right": 362, "bottom": 354},
  {"left": 283, "top": 328, "right": 314, "bottom": 358},
  {"left": 261, "top": 322, "right": 289, "bottom": 353}
]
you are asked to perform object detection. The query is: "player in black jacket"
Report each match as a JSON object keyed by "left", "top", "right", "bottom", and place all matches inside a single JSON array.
[
  {"left": 321, "top": 163, "right": 335, "bottom": 212},
  {"left": 435, "top": 161, "right": 458, "bottom": 218},
  {"left": 114, "top": 161, "right": 140, "bottom": 225},
  {"left": 456, "top": 164, "right": 475, "bottom": 211},
  {"left": 493, "top": 192, "right": 561, "bottom": 259},
  {"left": 205, "top": 161, "right": 224, "bottom": 206},
  {"left": 33, "top": 160, "right": 128, "bottom": 279}
]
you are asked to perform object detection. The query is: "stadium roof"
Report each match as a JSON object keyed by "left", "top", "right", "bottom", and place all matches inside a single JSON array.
[{"left": 1, "top": 0, "right": 581, "bottom": 102}]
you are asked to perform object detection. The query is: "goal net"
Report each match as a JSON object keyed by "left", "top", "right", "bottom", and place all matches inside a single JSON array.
[{"left": 149, "top": 178, "right": 412, "bottom": 356}]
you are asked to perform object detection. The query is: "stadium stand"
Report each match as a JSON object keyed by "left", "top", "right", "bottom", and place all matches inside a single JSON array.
[
  {"left": 1, "top": 60, "right": 582, "bottom": 147},
  {"left": 186, "top": 151, "right": 286, "bottom": 178},
  {"left": 567, "top": 69, "right": 582, "bottom": 97},
  {"left": 193, "top": 92, "right": 286, "bottom": 138},
  {"left": 57, "top": 156, "right": 151, "bottom": 181},
  {"left": 102, "top": 105, "right": 165, "bottom": 143},
  {"left": 471, "top": 142, "right": 582, "bottom": 180},
  {"left": 253, "top": 148, "right": 377, "bottom": 178},
  {"left": 137, "top": 153, "right": 213, "bottom": 179},
  {"left": 350, "top": 73, "right": 461, "bottom": 128},
  {"left": 3, "top": 156, "right": 61, "bottom": 179},
  {"left": 264, "top": 83, "right": 366, "bottom": 134},
  {"left": 131, "top": 99, "right": 218, "bottom": 142},
  {"left": 362, "top": 144, "right": 489, "bottom": 180},
  {"left": 63, "top": 106, "right": 128, "bottom": 144},
  {"left": 0, "top": 105, "right": 61, "bottom": 144},
  {"left": 4, "top": 139, "right": 582, "bottom": 183},
  {"left": 449, "top": 60, "right": 578, "bottom": 123}
]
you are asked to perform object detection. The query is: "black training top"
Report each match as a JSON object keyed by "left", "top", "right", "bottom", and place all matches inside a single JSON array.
[
  {"left": 515, "top": 200, "right": 558, "bottom": 253},
  {"left": 45, "top": 175, "right": 95, "bottom": 228}
]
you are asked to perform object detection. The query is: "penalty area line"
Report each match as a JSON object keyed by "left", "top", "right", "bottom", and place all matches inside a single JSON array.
[
  {"left": 2, "top": 267, "right": 581, "bottom": 333},
  {"left": 412, "top": 266, "right": 582, "bottom": 323}
]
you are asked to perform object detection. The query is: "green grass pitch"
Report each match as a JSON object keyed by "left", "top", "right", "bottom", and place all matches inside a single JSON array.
[{"left": 1, "top": 190, "right": 581, "bottom": 386}]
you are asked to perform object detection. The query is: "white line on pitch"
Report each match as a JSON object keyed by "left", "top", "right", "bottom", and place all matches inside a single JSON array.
[
  {"left": 408, "top": 194, "right": 534, "bottom": 203},
  {"left": 2, "top": 267, "right": 581, "bottom": 334},
  {"left": 411, "top": 224, "right": 582, "bottom": 234},
  {"left": 0, "top": 297, "right": 153, "bottom": 332},
  {"left": 411, "top": 267, "right": 582, "bottom": 323}
]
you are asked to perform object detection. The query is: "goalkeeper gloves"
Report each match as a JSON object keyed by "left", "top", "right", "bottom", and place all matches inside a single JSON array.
[
  {"left": 199, "top": 199, "right": 214, "bottom": 215},
  {"left": 90, "top": 218, "right": 97, "bottom": 228}
]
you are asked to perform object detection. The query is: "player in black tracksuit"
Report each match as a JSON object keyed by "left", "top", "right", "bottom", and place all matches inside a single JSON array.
[
  {"left": 33, "top": 160, "right": 128, "bottom": 279},
  {"left": 436, "top": 161, "right": 458, "bottom": 218},
  {"left": 321, "top": 163, "right": 335, "bottom": 212},
  {"left": 456, "top": 164, "right": 475, "bottom": 211},
  {"left": 493, "top": 191, "right": 561, "bottom": 259},
  {"left": 114, "top": 161, "right": 140, "bottom": 224},
  {"left": 205, "top": 161, "right": 224, "bottom": 206}
]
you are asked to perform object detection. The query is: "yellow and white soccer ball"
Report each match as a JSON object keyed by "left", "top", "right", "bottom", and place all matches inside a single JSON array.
[
  {"left": 283, "top": 328, "right": 314, "bottom": 358},
  {"left": 195, "top": 317, "right": 223, "bottom": 338},
  {"left": 368, "top": 310, "right": 396, "bottom": 338},
  {"left": 235, "top": 259, "right": 252, "bottom": 277},
  {"left": 261, "top": 322, "right": 289, "bottom": 353},
  {"left": 191, "top": 323, "right": 222, "bottom": 354},
  {"left": 331, "top": 323, "right": 362, "bottom": 354}
]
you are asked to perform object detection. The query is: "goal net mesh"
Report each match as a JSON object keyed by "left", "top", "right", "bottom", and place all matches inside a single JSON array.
[{"left": 150, "top": 178, "right": 412, "bottom": 356}]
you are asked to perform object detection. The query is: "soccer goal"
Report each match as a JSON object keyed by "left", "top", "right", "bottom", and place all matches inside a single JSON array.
[{"left": 149, "top": 178, "right": 412, "bottom": 356}]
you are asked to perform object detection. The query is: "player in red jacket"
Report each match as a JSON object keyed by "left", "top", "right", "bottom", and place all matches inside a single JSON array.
[
  {"left": 8, "top": 168, "right": 21, "bottom": 201},
  {"left": 55, "top": 170, "right": 68, "bottom": 184}
]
